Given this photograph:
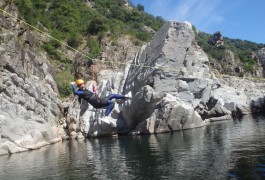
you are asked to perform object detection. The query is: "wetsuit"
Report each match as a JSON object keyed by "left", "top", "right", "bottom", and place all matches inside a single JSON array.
[{"left": 71, "top": 84, "right": 126, "bottom": 116}]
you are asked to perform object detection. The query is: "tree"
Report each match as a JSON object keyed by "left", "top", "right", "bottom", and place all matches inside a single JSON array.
[
  {"left": 67, "top": 33, "right": 81, "bottom": 48},
  {"left": 87, "top": 18, "right": 106, "bottom": 35},
  {"left": 136, "top": 4, "right": 144, "bottom": 12}
]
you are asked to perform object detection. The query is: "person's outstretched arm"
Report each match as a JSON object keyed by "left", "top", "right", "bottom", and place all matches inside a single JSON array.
[{"left": 70, "top": 82, "right": 84, "bottom": 95}]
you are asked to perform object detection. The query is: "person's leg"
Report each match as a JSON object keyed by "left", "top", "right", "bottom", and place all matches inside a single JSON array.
[
  {"left": 105, "top": 100, "right": 115, "bottom": 116},
  {"left": 107, "top": 94, "right": 126, "bottom": 101},
  {"left": 104, "top": 93, "right": 130, "bottom": 116}
]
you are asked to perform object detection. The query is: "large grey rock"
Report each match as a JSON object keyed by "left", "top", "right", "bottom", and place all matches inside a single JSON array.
[
  {"left": 257, "top": 48, "right": 265, "bottom": 66},
  {"left": 128, "top": 92, "right": 209, "bottom": 135},
  {"left": 67, "top": 21, "right": 265, "bottom": 137},
  {"left": 121, "top": 22, "right": 213, "bottom": 133},
  {"left": 121, "top": 21, "right": 265, "bottom": 134},
  {"left": 66, "top": 78, "right": 127, "bottom": 137},
  {"left": 0, "top": 3, "right": 63, "bottom": 155}
]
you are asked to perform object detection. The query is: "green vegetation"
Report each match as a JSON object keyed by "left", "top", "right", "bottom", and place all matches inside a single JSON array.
[
  {"left": 42, "top": 40, "right": 61, "bottom": 61},
  {"left": 13, "top": 0, "right": 164, "bottom": 47},
  {"left": 87, "top": 37, "right": 102, "bottom": 58},
  {"left": 12, "top": 0, "right": 265, "bottom": 97},
  {"left": 12, "top": 0, "right": 165, "bottom": 97},
  {"left": 55, "top": 65, "right": 75, "bottom": 98},
  {"left": 195, "top": 30, "right": 264, "bottom": 73}
]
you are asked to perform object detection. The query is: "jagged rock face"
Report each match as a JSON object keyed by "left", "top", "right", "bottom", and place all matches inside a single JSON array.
[
  {"left": 67, "top": 21, "right": 265, "bottom": 137},
  {"left": 257, "top": 48, "right": 265, "bottom": 65},
  {"left": 72, "top": 53, "right": 93, "bottom": 81},
  {"left": 0, "top": 3, "right": 62, "bottom": 155},
  {"left": 213, "top": 77, "right": 265, "bottom": 115},
  {"left": 208, "top": 31, "right": 224, "bottom": 46},
  {"left": 121, "top": 22, "right": 214, "bottom": 134},
  {"left": 121, "top": 22, "right": 265, "bottom": 134},
  {"left": 67, "top": 22, "right": 211, "bottom": 136},
  {"left": 101, "top": 36, "right": 140, "bottom": 66},
  {"left": 257, "top": 48, "right": 265, "bottom": 76},
  {"left": 124, "top": 22, "right": 209, "bottom": 92},
  {"left": 66, "top": 72, "right": 127, "bottom": 138}
]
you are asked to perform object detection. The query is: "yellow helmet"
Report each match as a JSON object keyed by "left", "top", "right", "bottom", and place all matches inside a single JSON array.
[{"left": 75, "top": 79, "right": 84, "bottom": 86}]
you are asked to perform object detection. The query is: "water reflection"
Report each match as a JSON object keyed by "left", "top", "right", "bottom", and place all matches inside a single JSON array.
[
  {"left": 227, "top": 115, "right": 265, "bottom": 180},
  {"left": 0, "top": 115, "right": 265, "bottom": 179}
]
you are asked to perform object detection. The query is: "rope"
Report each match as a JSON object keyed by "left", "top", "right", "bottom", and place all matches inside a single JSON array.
[
  {"left": 91, "top": 64, "right": 95, "bottom": 81},
  {"left": 91, "top": 64, "right": 97, "bottom": 93},
  {"left": 1, "top": 7, "right": 265, "bottom": 82},
  {"left": 0, "top": 7, "right": 172, "bottom": 72}
]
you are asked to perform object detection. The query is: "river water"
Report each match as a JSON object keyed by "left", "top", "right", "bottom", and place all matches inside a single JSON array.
[{"left": 0, "top": 115, "right": 265, "bottom": 180}]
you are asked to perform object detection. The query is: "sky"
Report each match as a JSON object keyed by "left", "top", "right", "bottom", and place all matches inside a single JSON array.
[{"left": 130, "top": 0, "right": 265, "bottom": 44}]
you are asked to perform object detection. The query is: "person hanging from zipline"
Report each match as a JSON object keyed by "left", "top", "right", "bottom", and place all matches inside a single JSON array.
[{"left": 70, "top": 79, "right": 131, "bottom": 116}]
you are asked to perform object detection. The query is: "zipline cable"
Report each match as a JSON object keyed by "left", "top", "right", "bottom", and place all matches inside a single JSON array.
[
  {"left": 0, "top": 7, "right": 175, "bottom": 72},
  {"left": 1, "top": 7, "right": 265, "bottom": 81}
]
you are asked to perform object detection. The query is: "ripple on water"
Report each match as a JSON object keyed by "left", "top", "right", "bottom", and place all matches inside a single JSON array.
[{"left": 0, "top": 115, "right": 265, "bottom": 179}]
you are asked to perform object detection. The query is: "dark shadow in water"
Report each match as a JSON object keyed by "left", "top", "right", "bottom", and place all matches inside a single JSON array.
[
  {"left": 0, "top": 115, "right": 265, "bottom": 180},
  {"left": 226, "top": 115, "right": 265, "bottom": 180}
]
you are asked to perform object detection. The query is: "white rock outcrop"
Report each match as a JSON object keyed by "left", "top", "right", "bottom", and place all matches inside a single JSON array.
[
  {"left": 67, "top": 22, "right": 265, "bottom": 136},
  {"left": 0, "top": 3, "right": 63, "bottom": 155}
]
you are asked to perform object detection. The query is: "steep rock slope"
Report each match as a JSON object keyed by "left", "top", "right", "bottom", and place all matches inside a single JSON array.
[
  {"left": 122, "top": 22, "right": 265, "bottom": 134},
  {"left": 0, "top": 2, "right": 63, "bottom": 155},
  {"left": 67, "top": 21, "right": 265, "bottom": 137}
]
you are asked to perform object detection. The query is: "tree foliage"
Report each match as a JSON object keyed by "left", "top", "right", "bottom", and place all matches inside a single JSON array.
[
  {"left": 12, "top": 0, "right": 265, "bottom": 96},
  {"left": 13, "top": 0, "right": 165, "bottom": 46},
  {"left": 136, "top": 4, "right": 144, "bottom": 12},
  {"left": 12, "top": 0, "right": 165, "bottom": 97},
  {"left": 195, "top": 30, "right": 265, "bottom": 73},
  {"left": 87, "top": 18, "right": 106, "bottom": 35}
]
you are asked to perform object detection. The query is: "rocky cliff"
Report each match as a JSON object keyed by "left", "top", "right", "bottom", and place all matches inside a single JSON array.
[
  {"left": 1, "top": 2, "right": 265, "bottom": 155},
  {"left": 206, "top": 32, "right": 265, "bottom": 78},
  {"left": 67, "top": 21, "right": 265, "bottom": 137},
  {"left": 0, "top": 2, "right": 63, "bottom": 155}
]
